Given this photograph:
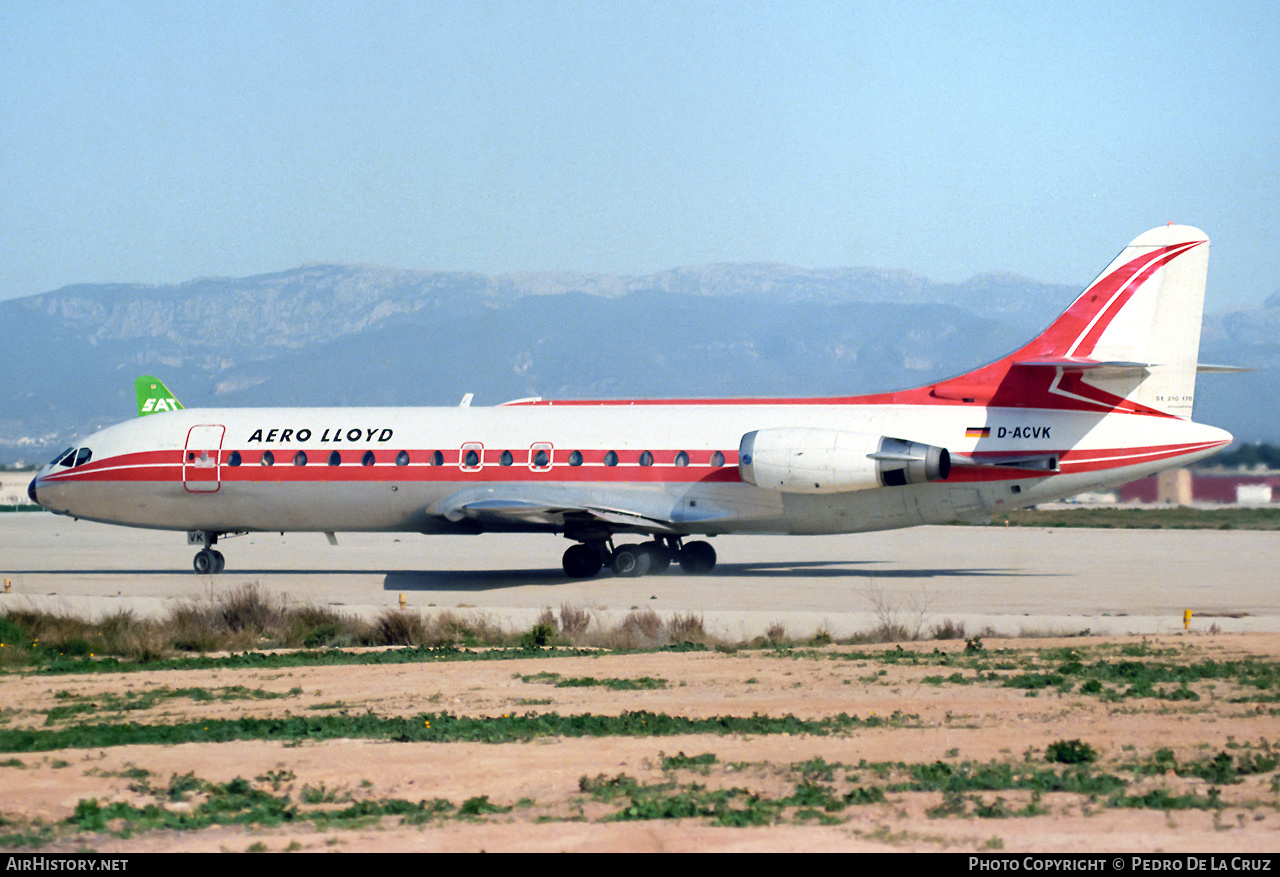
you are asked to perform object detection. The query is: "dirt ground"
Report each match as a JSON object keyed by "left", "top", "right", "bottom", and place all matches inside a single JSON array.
[{"left": 3, "top": 632, "right": 1279, "bottom": 853}]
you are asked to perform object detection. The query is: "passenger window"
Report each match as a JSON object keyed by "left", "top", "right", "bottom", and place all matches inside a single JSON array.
[
  {"left": 638, "top": 451, "right": 653, "bottom": 467},
  {"left": 228, "top": 451, "right": 242, "bottom": 467},
  {"left": 711, "top": 451, "right": 725, "bottom": 467},
  {"left": 568, "top": 451, "right": 583, "bottom": 467},
  {"left": 674, "top": 451, "right": 689, "bottom": 467},
  {"left": 328, "top": 451, "right": 342, "bottom": 466},
  {"left": 261, "top": 451, "right": 275, "bottom": 467},
  {"left": 395, "top": 450, "right": 410, "bottom": 466},
  {"left": 603, "top": 451, "right": 618, "bottom": 467},
  {"left": 529, "top": 442, "right": 553, "bottom": 471},
  {"left": 294, "top": 451, "right": 308, "bottom": 466},
  {"left": 74, "top": 448, "right": 92, "bottom": 467},
  {"left": 362, "top": 450, "right": 376, "bottom": 467},
  {"left": 431, "top": 450, "right": 444, "bottom": 467},
  {"left": 500, "top": 450, "right": 513, "bottom": 467}
]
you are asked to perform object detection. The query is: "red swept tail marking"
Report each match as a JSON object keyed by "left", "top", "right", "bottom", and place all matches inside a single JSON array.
[{"left": 1070, "top": 241, "right": 1201, "bottom": 357}]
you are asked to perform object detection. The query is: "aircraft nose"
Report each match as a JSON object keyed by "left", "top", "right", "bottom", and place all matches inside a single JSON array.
[{"left": 27, "top": 476, "right": 41, "bottom": 507}]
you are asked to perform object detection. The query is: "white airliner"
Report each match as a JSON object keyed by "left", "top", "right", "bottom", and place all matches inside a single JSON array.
[{"left": 29, "top": 225, "right": 1234, "bottom": 578}]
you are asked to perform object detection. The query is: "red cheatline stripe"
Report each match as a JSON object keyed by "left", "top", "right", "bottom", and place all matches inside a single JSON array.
[
  {"left": 44, "top": 440, "right": 1227, "bottom": 487},
  {"left": 43, "top": 448, "right": 743, "bottom": 485}
]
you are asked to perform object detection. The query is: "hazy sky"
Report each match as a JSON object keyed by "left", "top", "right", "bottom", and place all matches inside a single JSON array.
[{"left": 3, "top": 1, "right": 1277, "bottom": 308}]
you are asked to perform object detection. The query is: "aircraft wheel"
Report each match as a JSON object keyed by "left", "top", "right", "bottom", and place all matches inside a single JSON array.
[
  {"left": 562, "top": 544, "right": 603, "bottom": 578},
  {"left": 193, "top": 549, "right": 215, "bottom": 575},
  {"left": 678, "top": 541, "right": 717, "bottom": 574},
  {"left": 611, "top": 544, "right": 652, "bottom": 578},
  {"left": 211, "top": 550, "right": 226, "bottom": 574},
  {"left": 640, "top": 541, "right": 672, "bottom": 574}
]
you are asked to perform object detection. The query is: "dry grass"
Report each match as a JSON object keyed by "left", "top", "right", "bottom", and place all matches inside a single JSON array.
[
  {"left": 557, "top": 603, "right": 592, "bottom": 639},
  {"left": 1, "top": 585, "right": 1014, "bottom": 663}
]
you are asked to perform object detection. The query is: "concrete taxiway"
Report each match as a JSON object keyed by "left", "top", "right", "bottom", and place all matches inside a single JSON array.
[{"left": 1, "top": 512, "right": 1275, "bottom": 639}]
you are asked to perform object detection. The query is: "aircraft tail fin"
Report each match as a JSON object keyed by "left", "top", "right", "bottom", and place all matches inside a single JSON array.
[
  {"left": 930, "top": 225, "right": 1210, "bottom": 417},
  {"left": 135, "top": 375, "right": 184, "bottom": 416}
]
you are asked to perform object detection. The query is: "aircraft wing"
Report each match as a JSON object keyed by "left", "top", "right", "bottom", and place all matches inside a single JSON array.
[{"left": 432, "top": 485, "right": 739, "bottom": 534}]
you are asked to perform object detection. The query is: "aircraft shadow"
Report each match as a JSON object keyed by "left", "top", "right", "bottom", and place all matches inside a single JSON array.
[
  {"left": 385, "top": 569, "right": 584, "bottom": 591},
  {"left": 716, "top": 562, "right": 1036, "bottom": 579},
  {"left": 384, "top": 561, "right": 1045, "bottom": 592},
  {"left": 10, "top": 568, "right": 419, "bottom": 577},
  {"left": 11, "top": 562, "right": 1047, "bottom": 591}
]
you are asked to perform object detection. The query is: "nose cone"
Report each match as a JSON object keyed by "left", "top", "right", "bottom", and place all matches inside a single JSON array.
[{"left": 28, "top": 476, "right": 40, "bottom": 506}]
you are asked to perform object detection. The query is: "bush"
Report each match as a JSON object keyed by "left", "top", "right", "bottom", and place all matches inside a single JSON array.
[
  {"left": 520, "top": 622, "right": 557, "bottom": 649},
  {"left": 1046, "top": 739, "right": 1098, "bottom": 765}
]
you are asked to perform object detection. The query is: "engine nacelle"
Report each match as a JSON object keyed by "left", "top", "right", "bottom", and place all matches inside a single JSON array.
[{"left": 739, "top": 428, "right": 950, "bottom": 494}]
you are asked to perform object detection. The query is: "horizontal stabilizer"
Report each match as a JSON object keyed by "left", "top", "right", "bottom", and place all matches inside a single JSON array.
[
  {"left": 1011, "top": 357, "right": 1151, "bottom": 374},
  {"left": 1196, "top": 364, "right": 1252, "bottom": 373}
]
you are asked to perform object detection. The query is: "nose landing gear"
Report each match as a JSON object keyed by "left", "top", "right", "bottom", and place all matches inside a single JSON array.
[
  {"left": 193, "top": 548, "right": 225, "bottom": 575},
  {"left": 188, "top": 530, "right": 230, "bottom": 575}
]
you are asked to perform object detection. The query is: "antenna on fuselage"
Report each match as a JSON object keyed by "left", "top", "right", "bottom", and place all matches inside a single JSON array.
[{"left": 458, "top": 393, "right": 474, "bottom": 407}]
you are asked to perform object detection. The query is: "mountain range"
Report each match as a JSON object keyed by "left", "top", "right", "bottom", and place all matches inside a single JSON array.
[{"left": 2, "top": 263, "right": 1276, "bottom": 465}]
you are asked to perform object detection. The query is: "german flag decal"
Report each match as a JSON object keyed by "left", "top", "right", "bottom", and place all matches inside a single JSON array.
[{"left": 965, "top": 427, "right": 990, "bottom": 438}]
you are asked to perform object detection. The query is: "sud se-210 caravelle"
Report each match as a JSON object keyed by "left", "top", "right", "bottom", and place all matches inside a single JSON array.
[{"left": 29, "top": 225, "right": 1234, "bottom": 578}]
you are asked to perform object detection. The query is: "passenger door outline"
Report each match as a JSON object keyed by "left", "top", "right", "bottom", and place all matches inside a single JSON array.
[{"left": 184, "top": 425, "right": 225, "bottom": 493}]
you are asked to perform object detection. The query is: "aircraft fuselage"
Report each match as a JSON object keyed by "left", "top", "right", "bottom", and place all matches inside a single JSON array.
[{"left": 32, "top": 400, "right": 1229, "bottom": 536}]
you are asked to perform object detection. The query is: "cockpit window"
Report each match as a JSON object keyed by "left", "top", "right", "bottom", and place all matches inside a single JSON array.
[
  {"left": 50, "top": 448, "right": 75, "bottom": 467},
  {"left": 73, "top": 448, "right": 92, "bottom": 467}
]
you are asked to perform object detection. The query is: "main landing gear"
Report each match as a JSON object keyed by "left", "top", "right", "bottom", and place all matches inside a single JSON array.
[{"left": 561, "top": 537, "right": 717, "bottom": 579}]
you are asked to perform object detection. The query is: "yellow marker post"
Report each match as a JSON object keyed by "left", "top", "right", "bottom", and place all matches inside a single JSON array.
[
  {"left": 399, "top": 593, "right": 407, "bottom": 610},
  {"left": 3, "top": 578, "right": 9, "bottom": 593},
  {"left": 1183, "top": 609, "right": 1193, "bottom": 630}
]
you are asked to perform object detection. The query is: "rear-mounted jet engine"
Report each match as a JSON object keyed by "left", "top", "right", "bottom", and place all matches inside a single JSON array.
[{"left": 738, "top": 428, "right": 951, "bottom": 493}]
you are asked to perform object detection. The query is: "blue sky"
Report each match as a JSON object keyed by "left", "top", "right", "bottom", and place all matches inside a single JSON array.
[{"left": 3, "top": 1, "right": 1277, "bottom": 309}]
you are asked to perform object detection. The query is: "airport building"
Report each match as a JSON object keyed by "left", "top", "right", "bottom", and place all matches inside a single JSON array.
[
  {"left": 1118, "top": 468, "right": 1280, "bottom": 506},
  {"left": 0, "top": 472, "right": 36, "bottom": 507}
]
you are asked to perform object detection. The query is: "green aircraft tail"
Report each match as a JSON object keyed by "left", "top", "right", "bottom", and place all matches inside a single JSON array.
[{"left": 135, "top": 375, "right": 184, "bottom": 416}]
